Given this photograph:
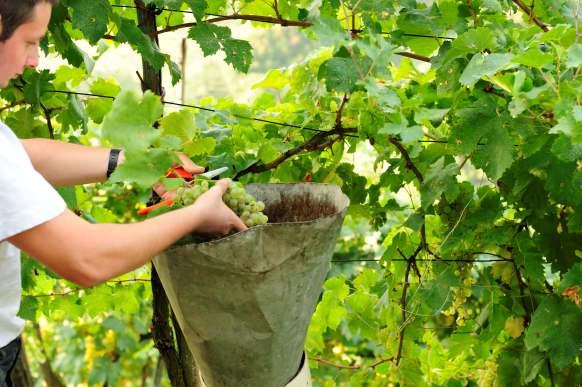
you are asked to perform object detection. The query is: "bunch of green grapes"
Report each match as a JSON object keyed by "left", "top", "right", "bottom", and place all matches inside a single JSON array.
[
  {"left": 504, "top": 315, "right": 525, "bottom": 338},
  {"left": 477, "top": 360, "right": 498, "bottom": 386},
  {"left": 174, "top": 180, "right": 268, "bottom": 227},
  {"left": 441, "top": 266, "right": 477, "bottom": 327}
]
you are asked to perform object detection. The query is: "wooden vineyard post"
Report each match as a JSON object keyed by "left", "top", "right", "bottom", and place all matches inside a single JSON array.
[{"left": 134, "top": 1, "right": 199, "bottom": 386}]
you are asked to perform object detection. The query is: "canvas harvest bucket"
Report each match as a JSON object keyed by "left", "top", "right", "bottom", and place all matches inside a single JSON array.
[{"left": 153, "top": 183, "right": 349, "bottom": 387}]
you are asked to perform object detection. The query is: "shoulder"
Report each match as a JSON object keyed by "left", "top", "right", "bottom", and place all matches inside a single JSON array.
[
  {"left": 0, "top": 121, "right": 33, "bottom": 165},
  {"left": 0, "top": 121, "right": 20, "bottom": 143}
]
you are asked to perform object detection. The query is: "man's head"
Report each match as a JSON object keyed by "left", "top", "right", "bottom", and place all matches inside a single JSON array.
[{"left": 0, "top": 0, "right": 58, "bottom": 87}]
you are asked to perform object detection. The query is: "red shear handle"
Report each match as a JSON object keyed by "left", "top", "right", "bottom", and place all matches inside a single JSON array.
[
  {"left": 165, "top": 163, "right": 194, "bottom": 180},
  {"left": 137, "top": 197, "right": 174, "bottom": 216},
  {"left": 138, "top": 163, "right": 193, "bottom": 216}
]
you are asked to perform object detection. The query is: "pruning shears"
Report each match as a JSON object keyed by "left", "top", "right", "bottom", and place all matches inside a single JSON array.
[{"left": 137, "top": 165, "right": 229, "bottom": 216}]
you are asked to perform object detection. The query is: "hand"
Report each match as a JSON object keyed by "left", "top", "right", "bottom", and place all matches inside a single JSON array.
[
  {"left": 189, "top": 179, "right": 248, "bottom": 235},
  {"left": 153, "top": 152, "right": 205, "bottom": 200}
]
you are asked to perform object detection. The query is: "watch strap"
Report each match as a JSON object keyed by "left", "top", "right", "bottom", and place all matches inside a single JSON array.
[{"left": 106, "top": 148, "right": 122, "bottom": 178}]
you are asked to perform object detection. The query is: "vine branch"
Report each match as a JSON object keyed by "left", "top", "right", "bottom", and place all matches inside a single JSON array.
[
  {"left": 40, "top": 102, "right": 55, "bottom": 140},
  {"left": 389, "top": 136, "right": 424, "bottom": 182},
  {"left": 512, "top": 0, "right": 549, "bottom": 31},
  {"left": 0, "top": 100, "right": 25, "bottom": 114},
  {"left": 235, "top": 94, "right": 355, "bottom": 178},
  {"left": 235, "top": 125, "right": 355, "bottom": 178},
  {"left": 396, "top": 243, "right": 422, "bottom": 365},
  {"left": 153, "top": 15, "right": 431, "bottom": 62},
  {"left": 156, "top": 14, "right": 309, "bottom": 34}
]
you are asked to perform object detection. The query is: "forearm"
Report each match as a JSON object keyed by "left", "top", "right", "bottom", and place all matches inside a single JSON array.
[
  {"left": 21, "top": 139, "right": 122, "bottom": 186},
  {"left": 10, "top": 206, "right": 202, "bottom": 287},
  {"left": 84, "top": 206, "right": 201, "bottom": 283}
]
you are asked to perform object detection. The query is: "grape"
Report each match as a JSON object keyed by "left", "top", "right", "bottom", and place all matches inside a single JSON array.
[
  {"left": 504, "top": 316, "right": 525, "bottom": 338},
  {"left": 173, "top": 179, "right": 268, "bottom": 228},
  {"left": 441, "top": 266, "right": 477, "bottom": 327}
]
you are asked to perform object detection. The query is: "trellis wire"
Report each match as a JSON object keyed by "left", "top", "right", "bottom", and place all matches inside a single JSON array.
[{"left": 43, "top": 89, "right": 487, "bottom": 146}]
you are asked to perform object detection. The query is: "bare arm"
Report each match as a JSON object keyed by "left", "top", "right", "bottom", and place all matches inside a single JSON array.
[
  {"left": 20, "top": 139, "right": 121, "bottom": 187},
  {"left": 8, "top": 180, "right": 247, "bottom": 287}
]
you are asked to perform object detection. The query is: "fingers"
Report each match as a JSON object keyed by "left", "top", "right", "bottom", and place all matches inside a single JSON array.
[
  {"left": 212, "top": 179, "right": 230, "bottom": 195},
  {"left": 176, "top": 152, "right": 205, "bottom": 174},
  {"left": 232, "top": 215, "right": 248, "bottom": 232},
  {"left": 152, "top": 181, "right": 167, "bottom": 198}
]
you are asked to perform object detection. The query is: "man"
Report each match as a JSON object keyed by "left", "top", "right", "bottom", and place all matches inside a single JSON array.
[{"left": 0, "top": 1, "right": 246, "bottom": 384}]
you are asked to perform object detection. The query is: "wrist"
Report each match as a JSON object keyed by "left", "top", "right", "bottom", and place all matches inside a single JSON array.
[
  {"left": 181, "top": 204, "right": 202, "bottom": 233},
  {"left": 117, "top": 150, "right": 125, "bottom": 165}
]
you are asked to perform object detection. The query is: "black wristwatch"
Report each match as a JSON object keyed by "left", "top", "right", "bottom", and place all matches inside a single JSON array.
[{"left": 106, "top": 148, "right": 122, "bottom": 178}]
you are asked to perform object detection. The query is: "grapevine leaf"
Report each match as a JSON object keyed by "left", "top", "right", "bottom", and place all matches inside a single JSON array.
[
  {"left": 513, "top": 48, "right": 554, "bottom": 68},
  {"left": 188, "top": 24, "right": 253, "bottom": 72},
  {"left": 520, "top": 348, "right": 546, "bottom": 384},
  {"left": 114, "top": 16, "right": 166, "bottom": 70},
  {"left": 419, "top": 266, "right": 460, "bottom": 311},
  {"left": 69, "top": 93, "right": 88, "bottom": 131},
  {"left": 323, "top": 275, "right": 350, "bottom": 301},
  {"left": 473, "top": 124, "right": 514, "bottom": 180},
  {"left": 109, "top": 149, "right": 174, "bottom": 187},
  {"left": 514, "top": 233, "right": 545, "bottom": 283},
  {"left": 353, "top": 268, "right": 379, "bottom": 291},
  {"left": 258, "top": 143, "right": 280, "bottom": 163},
  {"left": 86, "top": 78, "right": 120, "bottom": 124},
  {"left": 22, "top": 69, "right": 54, "bottom": 106},
  {"left": 454, "top": 28, "right": 498, "bottom": 53},
  {"left": 17, "top": 296, "right": 38, "bottom": 321},
  {"left": 160, "top": 110, "right": 197, "bottom": 141},
  {"left": 49, "top": 8, "right": 93, "bottom": 69},
  {"left": 82, "top": 287, "right": 113, "bottom": 318},
  {"left": 185, "top": 0, "right": 208, "bottom": 22},
  {"left": 102, "top": 91, "right": 163, "bottom": 152},
  {"left": 459, "top": 53, "right": 515, "bottom": 87},
  {"left": 379, "top": 122, "right": 423, "bottom": 144},
  {"left": 560, "top": 263, "right": 582, "bottom": 292},
  {"left": 57, "top": 186, "right": 77, "bottom": 210},
  {"left": 90, "top": 207, "right": 118, "bottom": 223},
  {"left": 566, "top": 43, "right": 582, "bottom": 68},
  {"left": 524, "top": 296, "right": 582, "bottom": 369},
  {"left": 440, "top": 27, "right": 498, "bottom": 65},
  {"left": 183, "top": 136, "right": 216, "bottom": 156},
  {"left": 69, "top": 0, "right": 111, "bottom": 44},
  {"left": 355, "top": 0, "right": 388, "bottom": 12},
  {"left": 450, "top": 97, "right": 498, "bottom": 153},
  {"left": 252, "top": 69, "right": 288, "bottom": 90},
  {"left": 366, "top": 81, "right": 401, "bottom": 111},
  {"left": 318, "top": 57, "right": 362, "bottom": 92},
  {"left": 420, "top": 158, "right": 459, "bottom": 210},
  {"left": 188, "top": 23, "right": 226, "bottom": 56},
  {"left": 166, "top": 57, "right": 182, "bottom": 85},
  {"left": 222, "top": 38, "right": 253, "bottom": 73},
  {"left": 551, "top": 135, "right": 582, "bottom": 163},
  {"left": 336, "top": 164, "right": 367, "bottom": 204},
  {"left": 310, "top": 16, "right": 346, "bottom": 46}
]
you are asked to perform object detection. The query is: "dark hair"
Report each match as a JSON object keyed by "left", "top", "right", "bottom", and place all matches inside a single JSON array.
[{"left": 0, "top": 0, "right": 59, "bottom": 42}]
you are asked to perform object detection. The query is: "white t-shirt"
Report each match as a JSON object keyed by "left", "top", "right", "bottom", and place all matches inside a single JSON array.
[{"left": 0, "top": 122, "right": 65, "bottom": 347}]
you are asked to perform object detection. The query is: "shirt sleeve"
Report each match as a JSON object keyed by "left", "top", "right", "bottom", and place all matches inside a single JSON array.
[{"left": 0, "top": 142, "right": 66, "bottom": 242}]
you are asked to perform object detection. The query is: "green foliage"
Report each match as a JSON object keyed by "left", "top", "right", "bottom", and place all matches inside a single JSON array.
[
  {"left": 188, "top": 23, "right": 253, "bottom": 73},
  {"left": 2, "top": 0, "right": 581, "bottom": 385}
]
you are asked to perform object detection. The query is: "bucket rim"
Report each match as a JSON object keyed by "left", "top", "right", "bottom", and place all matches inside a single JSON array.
[
  {"left": 168, "top": 206, "right": 348, "bottom": 249},
  {"left": 171, "top": 183, "right": 349, "bottom": 248}
]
